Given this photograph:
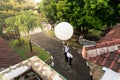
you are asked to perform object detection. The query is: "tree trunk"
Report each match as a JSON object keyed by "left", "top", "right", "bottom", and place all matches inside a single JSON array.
[
  {"left": 29, "top": 40, "right": 33, "bottom": 52},
  {"left": 83, "top": 26, "right": 85, "bottom": 34},
  {"left": 81, "top": 26, "right": 88, "bottom": 38},
  {"left": 28, "top": 33, "right": 33, "bottom": 52},
  {"left": 15, "top": 27, "right": 21, "bottom": 45},
  {"left": 17, "top": 28, "right": 21, "bottom": 44}
]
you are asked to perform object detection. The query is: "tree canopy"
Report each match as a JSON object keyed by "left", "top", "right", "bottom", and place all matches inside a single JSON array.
[
  {"left": 0, "top": 0, "right": 35, "bottom": 35},
  {"left": 39, "top": 0, "right": 120, "bottom": 34},
  {"left": 39, "top": 0, "right": 58, "bottom": 25},
  {"left": 1, "top": 0, "right": 120, "bottom": 37}
]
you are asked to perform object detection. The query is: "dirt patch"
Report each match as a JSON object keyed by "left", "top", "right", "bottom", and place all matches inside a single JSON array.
[{"left": 26, "top": 51, "right": 38, "bottom": 58}]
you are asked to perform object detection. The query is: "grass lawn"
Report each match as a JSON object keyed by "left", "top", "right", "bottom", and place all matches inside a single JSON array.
[{"left": 8, "top": 39, "right": 50, "bottom": 61}]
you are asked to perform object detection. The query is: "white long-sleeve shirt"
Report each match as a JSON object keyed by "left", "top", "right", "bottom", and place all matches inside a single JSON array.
[{"left": 64, "top": 46, "right": 69, "bottom": 53}]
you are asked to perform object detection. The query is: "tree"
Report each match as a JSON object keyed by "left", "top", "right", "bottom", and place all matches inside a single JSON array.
[
  {"left": 5, "top": 10, "right": 40, "bottom": 51},
  {"left": 39, "top": 0, "right": 58, "bottom": 27},
  {"left": 56, "top": 0, "right": 85, "bottom": 33},
  {"left": 39, "top": 0, "right": 120, "bottom": 35},
  {"left": 5, "top": 14, "right": 22, "bottom": 44},
  {"left": 82, "top": 0, "right": 120, "bottom": 36},
  {"left": 20, "top": 11, "right": 40, "bottom": 52},
  {"left": 0, "top": 0, "right": 35, "bottom": 36}
]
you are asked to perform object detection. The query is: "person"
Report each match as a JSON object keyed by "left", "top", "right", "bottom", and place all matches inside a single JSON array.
[
  {"left": 63, "top": 42, "right": 69, "bottom": 63},
  {"left": 79, "top": 34, "right": 87, "bottom": 45},
  {"left": 79, "top": 34, "right": 83, "bottom": 39},
  {"left": 79, "top": 34, "right": 84, "bottom": 45},
  {"left": 67, "top": 52, "right": 73, "bottom": 66}
]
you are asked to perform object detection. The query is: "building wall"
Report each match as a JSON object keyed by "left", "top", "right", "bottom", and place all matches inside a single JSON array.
[
  {"left": 0, "top": 68, "right": 5, "bottom": 72},
  {"left": 88, "top": 61, "right": 104, "bottom": 80}
]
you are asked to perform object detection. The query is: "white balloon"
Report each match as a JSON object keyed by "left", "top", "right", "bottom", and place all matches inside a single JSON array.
[{"left": 54, "top": 22, "right": 73, "bottom": 41}]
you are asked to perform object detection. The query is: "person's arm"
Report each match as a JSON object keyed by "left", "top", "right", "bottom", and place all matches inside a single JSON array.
[{"left": 69, "top": 53, "right": 73, "bottom": 58}]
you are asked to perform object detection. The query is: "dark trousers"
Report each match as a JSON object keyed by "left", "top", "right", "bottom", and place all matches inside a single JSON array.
[
  {"left": 64, "top": 52, "right": 68, "bottom": 62},
  {"left": 68, "top": 57, "right": 72, "bottom": 66}
]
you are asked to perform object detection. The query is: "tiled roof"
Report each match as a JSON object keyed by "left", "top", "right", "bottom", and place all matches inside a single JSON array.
[
  {"left": 0, "top": 38, "right": 23, "bottom": 68},
  {"left": 87, "top": 50, "right": 120, "bottom": 73},
  {"left": 83, "top": 24, "right": 120, "bottom": 73},
  {"left": 98, "top": 24, "right": 120, "bottom": 44}
]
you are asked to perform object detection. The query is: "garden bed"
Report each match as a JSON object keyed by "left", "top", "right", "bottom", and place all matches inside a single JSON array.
[{"left": 8, "top": 39, "right": 50, "bottom": 61}]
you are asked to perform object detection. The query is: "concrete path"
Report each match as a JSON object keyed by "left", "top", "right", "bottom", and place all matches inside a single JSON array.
[{"left": 30, "top": 32, "right": 91, "bottom": 80}]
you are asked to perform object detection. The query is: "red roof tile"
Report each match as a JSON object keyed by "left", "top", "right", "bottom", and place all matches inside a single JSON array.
[
  {"left": 0, "top": 38, "right": 23, "bottom": 68},
  {"left": 98, "top": 24, "right": 120, "bottom": 44},
  {"left": 109, "top": 52, "right": 116, "bottom": 60},
  {"left": 96, "top": 56, "right": 104, "bottom": 65},
  {"left": 96, "top": 42, "right": 106, "bottom": 48},
  {"left": 102, "top": 58, "right": 112, "bottom": 67},
  {"left": 87, "top": 50, "right": 120, "bottom": 73},
  {"left": 85, "top": 46, "right": 96, "bottom": 50},
  {"left": 84, "top": 24, "right": 120, "bottom": 73},
  {"left": 114, "top": 53, "right": 119, "bottom": 61},
  {"left": 111, "top": 61, "right": 120, "bottom": 72},
  {"left": 109, "top": 61, "right": 115, "bottom": 69},
  {"left": 101, "top": 52, "right": 110, "bottom": 58}
]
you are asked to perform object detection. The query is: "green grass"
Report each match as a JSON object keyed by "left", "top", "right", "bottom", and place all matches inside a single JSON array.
[{"left": 8, "top": 39, "right": 50, "bottom": 61}]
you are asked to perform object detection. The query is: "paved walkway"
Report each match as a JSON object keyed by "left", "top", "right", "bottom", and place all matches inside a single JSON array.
[{"left": 30, "top": 32, "right": 91, "bottom": 80}]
